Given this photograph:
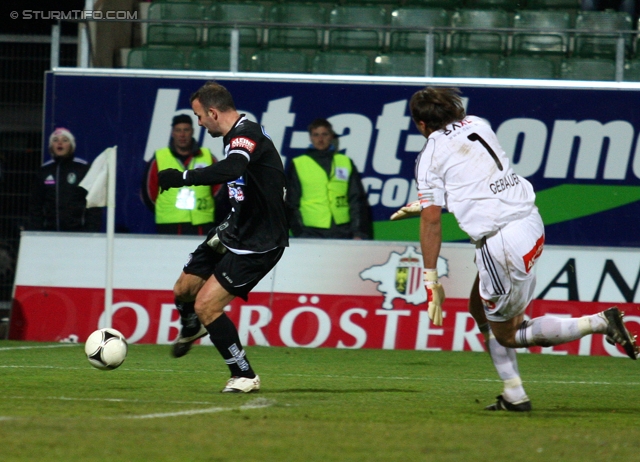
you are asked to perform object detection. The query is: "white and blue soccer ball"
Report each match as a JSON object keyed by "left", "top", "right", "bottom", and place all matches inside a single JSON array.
[{"left": 84, "top": 328, "right": 128, "bottom": 370}]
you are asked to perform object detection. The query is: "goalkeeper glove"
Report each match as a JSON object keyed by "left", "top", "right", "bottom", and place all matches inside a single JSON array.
[
  {"left": 424, "top": 269, "right": 445, "bottom": 326},
  {"left": 390, "top": 201, "right": 421, "bottom": 220},
  {"left": 158, "top": 168, "right": 185, "bottom": 192}
]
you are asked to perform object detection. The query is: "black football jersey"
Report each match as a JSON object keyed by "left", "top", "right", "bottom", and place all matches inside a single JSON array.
[{"left": 216, "top": 116, "right": 289, "bottom": 252}]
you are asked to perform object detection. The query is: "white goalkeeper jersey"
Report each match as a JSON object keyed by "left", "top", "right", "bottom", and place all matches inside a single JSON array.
[{"left": 415, "top": 115, "right": 537, "bottom": 242}]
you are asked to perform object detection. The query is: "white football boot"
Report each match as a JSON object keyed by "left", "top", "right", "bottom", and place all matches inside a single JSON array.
[{"left": 221, "top": 375, "right": 261, "bottom": 393}]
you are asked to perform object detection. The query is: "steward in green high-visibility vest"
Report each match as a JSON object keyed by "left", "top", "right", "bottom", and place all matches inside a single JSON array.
[
  {"left": 155, "top": 146, "right": 214, "bottom": 222},
  {"left": 142, "top": 114, "right": 223, "bottom": 235},
  {"left": 285, "top": 118, "right": 372, "bottom": 240},
  {"left": 292, "top": 153, "right": 351, "bottom": 227}
]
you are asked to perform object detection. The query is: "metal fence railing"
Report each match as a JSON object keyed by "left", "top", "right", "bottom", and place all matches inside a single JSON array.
[
  {"left": 50, "top": 17, "right": 640, "bottom": 81},
  {"left": 0, "top": 33, "right": 77, "bottom": 310}
]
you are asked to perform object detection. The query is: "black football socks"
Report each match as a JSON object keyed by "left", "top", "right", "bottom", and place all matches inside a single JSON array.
[
  {"left": 175, "top": 299, "right": 201, "bottom": 337},
  {"left": 206, "top": 313, "right": 256, "bottom": 378}
]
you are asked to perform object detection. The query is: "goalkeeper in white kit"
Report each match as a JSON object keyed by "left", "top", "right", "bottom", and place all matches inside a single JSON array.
[{"left": 392, "top": 86, "right": 638, "bottom": 411}]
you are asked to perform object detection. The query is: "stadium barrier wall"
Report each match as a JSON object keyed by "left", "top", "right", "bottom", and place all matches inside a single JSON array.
[{"left": 10, "top": 232, "right": 640, "bottom": 357}]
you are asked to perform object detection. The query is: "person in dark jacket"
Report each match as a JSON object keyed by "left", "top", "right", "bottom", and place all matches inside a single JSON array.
[
  {"left": 28, "top": 127, "right": 101, "bottom": 232},
  {"left": 286, "top": 118, "right": 372, "bottom": 240}
]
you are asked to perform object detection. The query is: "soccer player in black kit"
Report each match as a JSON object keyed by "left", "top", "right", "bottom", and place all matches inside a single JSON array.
[{"left": 158, "top": 81, "right": 289, "bottom": 393}]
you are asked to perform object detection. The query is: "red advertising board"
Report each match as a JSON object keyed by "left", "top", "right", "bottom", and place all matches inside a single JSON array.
[{"left": 10, "top": 233, "right": 640, "bottom": 358}]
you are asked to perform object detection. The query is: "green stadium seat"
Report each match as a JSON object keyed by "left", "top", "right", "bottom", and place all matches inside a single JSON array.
[
  {"left": 435, "top": 55, "right": 495, "bottom": 78},
  {"left": 373, "top": 53, "right": 429, "bottom": 76},
  {"left": 623, "top": 59, "right": 640, "bottom": 81},
  {"left": 497, "top": 56, "right": 558, "bottom": 79},
  {"left": 147, "top": 1, "right": 206, "bottom": 21},
  {"left": 403, "top": 0, "right": 463, "bottom": 7},
  {"left": 559, "top": 58, "right": 616, "bottom": 80},
  {"left": 312, "top": 51, "right": 371, "bottom": 75},
  {"left": 335, "top": 0, "right": 393, "bottom": 4},
  {"left": 390, "top": 8, "right": 449, "bottom": 53},
  {"left": 250, "top": 49, "right": 310, "bottom": 73},
  {"left": 574, "top": 11, "right": 633, "bottom": 58},
  {"left": 147, "top": 25, "right": 201, "bottom": 46},
  {"left": 267, "top": 3, "right": 327, "bottom": 49},
  {"left": 464, "top": 0, "right": 524, "bottom": 12},
  {"left": 127, "top": 46, "right": 188, "bottom": 70},
  {"left": 187, "top": 47, "right": 250, "bottom": 71},
  {"left": 328, "top": 6, "right": 388, "bottom": 51},
  {"left": 513, "top": 10, "right": 571, "bottom": 55},
  {"left": 208, "top": 2, "right": 267, "bottom": 48},
  {"left": 525, "top": 0, "right": 580, "bottom": 8},
  {"left": 450, "top": 9, "right": 511, "bottom": 54}
]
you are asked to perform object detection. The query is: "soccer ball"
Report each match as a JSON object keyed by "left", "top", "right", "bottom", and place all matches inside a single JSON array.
[{"left": 84, "top": 328, "right": 128, "bottom": 370}]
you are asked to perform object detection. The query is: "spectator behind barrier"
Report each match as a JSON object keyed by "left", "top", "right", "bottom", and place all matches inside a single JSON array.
[
  {"left": 141, "top": 114, "right": 227, "bottom": 235},
  {"left": 28, "top": 127, "right": 102, "bottom": 232},
  {"left": 286, "top": 118, "right": 372, "bottom": 240}
]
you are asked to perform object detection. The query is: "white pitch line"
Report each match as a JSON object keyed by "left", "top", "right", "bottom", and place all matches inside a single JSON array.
[
  {"left": 0, "top": 365, "right": 84, "bottom": 370},
  {"left": 122, "top": 406, "right": 230, "bottom": 419},
  {"left": 277, "top": 373, "right": 640, "bottom": 387},
  {"left": 114, "top": 397, "right": 274, "bottom": 420},
  {"left": 2, "top": 364, "right": 639, "bottom": 387},
  {"left": 0, "top": 344, "right": 78, "bottom": 351},
  {"left": 0, "top": 364, "right": 213, "bottom": 374},
  {"left": 1, "top": 395, "right": 226, "bottom": 406}
]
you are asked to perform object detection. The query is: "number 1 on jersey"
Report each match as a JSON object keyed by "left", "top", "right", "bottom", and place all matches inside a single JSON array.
[{"left": 467, "top": 133, "right": 503, "bottom": 171}]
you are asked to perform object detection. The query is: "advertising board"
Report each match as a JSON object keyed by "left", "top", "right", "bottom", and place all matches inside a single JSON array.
[
  {"left": 44, "top": 70, "right": 640, "bottom": 247},
  {"left": 10, "top": 233, "right": 640, "bottom": 357}
]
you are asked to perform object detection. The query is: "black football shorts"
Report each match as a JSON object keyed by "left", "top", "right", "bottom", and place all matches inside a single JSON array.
[{"left": 183, "top": 239, "right": 285, "bottom": 301}]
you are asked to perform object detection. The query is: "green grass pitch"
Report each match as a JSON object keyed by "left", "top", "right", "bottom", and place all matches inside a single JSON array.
[{"left": 1, "top": 341, "right": 639, "bottom": 461}]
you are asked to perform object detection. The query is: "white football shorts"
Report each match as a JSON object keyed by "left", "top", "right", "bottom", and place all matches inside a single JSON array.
[{"left": 475, "top": 208, "right": 545, "bottom": 322}]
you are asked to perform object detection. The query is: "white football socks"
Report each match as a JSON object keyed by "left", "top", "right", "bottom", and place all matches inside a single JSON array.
[
  {"left": 516, "top": 314, "right": 606, "bottom": 348},
  {"left": 486, "top": 328, "right": 528, "bottom": 403}
]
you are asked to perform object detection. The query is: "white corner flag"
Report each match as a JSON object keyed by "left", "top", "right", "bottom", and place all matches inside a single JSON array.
[
  {"left": 79, "top": 146, "right": 117, "bottom": 328},
  {"left": 80, "top": 146, "right": 116, "bottom": 208}
]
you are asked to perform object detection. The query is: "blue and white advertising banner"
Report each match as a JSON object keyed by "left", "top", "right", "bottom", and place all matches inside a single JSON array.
[{"left": 44, "top": 70, "right": 640, "bottom": 247}]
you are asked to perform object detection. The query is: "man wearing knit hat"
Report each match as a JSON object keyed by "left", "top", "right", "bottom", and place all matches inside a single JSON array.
[{"left": 28, "top": 128, "right": 102, "bottom": 232}]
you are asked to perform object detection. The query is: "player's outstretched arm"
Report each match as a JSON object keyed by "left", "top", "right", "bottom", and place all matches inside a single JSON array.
[
  {"left": 157, "top": 168, "right": 184, "bottom": 192},
  {"left": 158, "top": 154, "right": 249, "bottom": 192},
  {"left": 188, "top": 154, "right": 248, "bottom": 186}
]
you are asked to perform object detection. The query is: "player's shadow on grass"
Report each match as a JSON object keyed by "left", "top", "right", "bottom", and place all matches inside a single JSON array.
[{"left": 267, "top": 388, "right": 420, "bottom": 394}]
